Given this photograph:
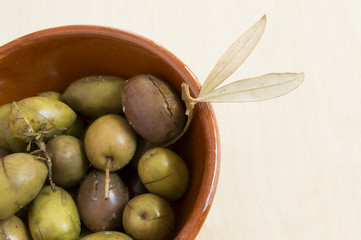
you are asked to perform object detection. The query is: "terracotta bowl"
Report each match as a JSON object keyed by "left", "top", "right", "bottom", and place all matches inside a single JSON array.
[{"left": 0, "top": 26, "right": 220, "bottom": 239}]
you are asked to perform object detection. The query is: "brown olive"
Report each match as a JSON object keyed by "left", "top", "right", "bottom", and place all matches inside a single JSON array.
[
  {"left": 0, "top": 148, "right": 8, "bottom": 158},
  {"left": 122, "top": 74, "right": 185, "bottom": 143},
  {"left": 77, "top": 170, "right": 129, "bottom": 232},
  {"left": 125, "top": 173, "right": 148, "bottom": 199}
]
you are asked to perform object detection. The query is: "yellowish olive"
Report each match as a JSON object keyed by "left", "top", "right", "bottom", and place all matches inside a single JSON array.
[
  {"left": 0, "top": 153, "right": 48, "bottom": 220},
  {"left": 0, "top": 103, "right": 27, "bottom": 153},
  {"left": 0, "top": 215, "right": 32, "bottom": 240},
  {"left": 80, "top": 231, "right": 133, "bottom": 240},
  {"left": 28, "top": 186, "right": 81, "bottom": 240},
  {"left": 138, "top": 147, "right": 189, "bottom": 201},
  {"left": 8, "top": 96, "right": 76, "bottom": 138}
]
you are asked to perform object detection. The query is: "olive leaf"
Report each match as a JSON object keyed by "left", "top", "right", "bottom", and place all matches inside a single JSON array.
[
  {"left": 197, "top": 72, "right": 304, "bottom": 102},
  {"left": 198, "top": 15, "right": 267, "bottom": 98},
  {"left": 164, "top": 15, "right": 304, "bottom": 147}
]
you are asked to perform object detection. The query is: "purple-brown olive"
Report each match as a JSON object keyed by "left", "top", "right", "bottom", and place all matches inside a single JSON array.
[
  {"left": 0, "top": 148, "right": 8, "bottom": 158},
  {"left": 125, "top": 173, "right": 149, "bottom": 199},
  {"left": 122, "top": 74, "right": 186, "bottom": 143},
  {"left": 77, "top": 170, "right": 129, "bottom": 232}
]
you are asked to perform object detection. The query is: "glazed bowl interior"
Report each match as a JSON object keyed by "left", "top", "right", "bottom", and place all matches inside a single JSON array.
[{"left": 0, "top": 25, "right": 220, "bottom": 239}]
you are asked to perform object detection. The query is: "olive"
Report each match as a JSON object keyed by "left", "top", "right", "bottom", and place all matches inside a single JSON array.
[
  {"left": 138, "top": 147, "right": 189, "bottom": 201},
  {"left": 130, "top": 136, "right": 159, "bottom": 169},
  {"left": 84, "top": 114, "right": 136, "bottom": 199},
  {"left": 122, "top": 74, "right": 185, "bottom": 143},
  {"left": 0, "top": 103, "right": 27, "bottom": 153},
  {"left": 125, "top": 173, "right": 148, "bottom": 199},
  {"left": 0, "top": 148, "right": 9, "bottom": 158},
  {"left": 80, "top": 231, "right": 133, "bottom": 240},
  {"left": 8, "top": 96, "right": 77, "bottom": 138},
  {"left": 37, "top": 91, "right": 63, "bottom": 102},
  {"left": 28, "top": 185, "right": 81, "bottom": 240},
  {"left": 64, "top": 115, "right": 85, "bottom": 139},
  {"left": 77, "top": 170, "right": 129, "bottom": 232},
  {"left": 0, "top": 215, "right": 31, "bottom": 240},
  {"left": 0, "top": 153, "right": 48, "bottom": 220},
  {"left": 46, "top": 135, "right": 89, "bottom": 188},
  {"left": 122, "top": 193, "right": 175, "bottom": 240},
  {"left": 62, "top": 75, "right": 125, "bottom": 117},
  {"left": 84, "top": 114, "right": 136, "bottom": 172}
]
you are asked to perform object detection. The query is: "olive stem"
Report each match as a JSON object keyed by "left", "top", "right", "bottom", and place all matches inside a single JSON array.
[
  {"left": 36, "top": 141, "right": 56, "bottom": 192},
  {"left": 163, "top": 83, "right": 198, "bottom": 147},
  {"left": 11, "top": 102, "right": 56, "bottom": 192},
  {"left": 104, "top": 158, "right": 111, "bottom": 200}
]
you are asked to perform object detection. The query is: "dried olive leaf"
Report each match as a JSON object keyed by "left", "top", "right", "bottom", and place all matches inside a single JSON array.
[
  {"left": 164, "top": 15, "right": 304, "bottom": 147},
  {"left": 198, "top": 15, "right": 267, "bottom": 98},
  {"left": 198, "top": 72, "right": 304, "bottom": 102}
]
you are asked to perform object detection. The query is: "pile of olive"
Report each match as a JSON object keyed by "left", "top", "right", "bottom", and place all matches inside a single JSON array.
[{"left": 0, "top": 74, "right": 190, "bottom": 240}]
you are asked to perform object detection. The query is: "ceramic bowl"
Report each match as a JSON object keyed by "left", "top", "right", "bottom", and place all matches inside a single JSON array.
[{"left": 0, "top": 25, "right": 220, "bottom": 239}]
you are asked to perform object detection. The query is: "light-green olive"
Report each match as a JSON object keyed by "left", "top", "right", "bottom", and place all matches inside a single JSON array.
[
  {"left": 0, "top": 103, "right": 27, "bottom": 153},
  {"left": 80, "top": 231, "right": 133, "bottom": 240},
  {"left": 0, "top": 153, "right": 48, "bottom": 220},
  {"left": 122, "top": 193, "right": 175, "bottom": 240},
  {"left": 0, "top": 215, "right": 32, "bottom": 240},
  {"left": 37, "top": 91, "right": 63, "bottom": 102},
  {"left": 84, "top": 114, "right": 136, "bottom": 172},
  {"left": 62, "top": 75, "right": 125, "bottom": 117},
  {"left": 28, "top": 185, "right": 81, "bottom": 240},
  {"left": 64, "top": 115, "right": 85, "bottom": 139},
  {"left": 138, "top": 147, "right": 189, "bottom": 201},
  {"left": 46, "top": 135, "right": 89, "bottom": 188},
  {"left": 8, "top": 96, "right": 76, "bottom": 138}
]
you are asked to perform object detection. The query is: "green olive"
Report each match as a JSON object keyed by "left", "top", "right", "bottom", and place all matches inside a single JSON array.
[
  {"left": 0, "top": 215, "right": 32, "bottom": 240},
  {"left": 80, "top": 231, "right": 133, "bottom": 240},
  {"left": 37, "top": 91, "right": 63, "bottom": 102},
  {"left": 122, "top": 193, "right": 175, "bottom": 240},
  {"left": 62, "top": 75, "right": 125, "bottom": 117},
  {"left": 0, "top": 153, "right": 48, "bottom": 220},
  {"left": 138, "top": 147, "right": 189, "bottom": 201},
  {"left": 64, "top": 115, "right": 85, "bottom": 139},
  {"left": 28, "top": 185, "right": 81, "bottom": 240},
  {"left": 84, "top": 114, "right": 136, "bottom": 172},
  {"left": 46, "top": 135, "right": 89, "bottom": 188},
  {"left": 0, "top": 103, "right": 27, "bottom": 153},
  {"left": 8, "top": 96, "right": 76, "bottom": 138}
]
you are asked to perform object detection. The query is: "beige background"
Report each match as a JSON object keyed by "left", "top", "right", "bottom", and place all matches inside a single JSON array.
[{"left": 1, "top": 0, "right": 361, "bottom": 239}]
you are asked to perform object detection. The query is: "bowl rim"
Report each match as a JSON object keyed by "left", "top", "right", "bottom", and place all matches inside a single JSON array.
[{"left": 0, "top": 24, "right": 221, "bottom": 239}]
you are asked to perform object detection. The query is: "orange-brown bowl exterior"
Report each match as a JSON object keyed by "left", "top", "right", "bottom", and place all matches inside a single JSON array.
[{"left": 0, "top": 25, "right": 220, "bottom": 240}]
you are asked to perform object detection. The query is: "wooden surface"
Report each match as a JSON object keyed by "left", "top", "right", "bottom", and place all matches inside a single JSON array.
[{"left": 1, "top": 0, "right": 361, "bottom": 239}]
